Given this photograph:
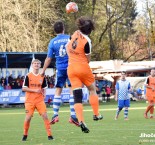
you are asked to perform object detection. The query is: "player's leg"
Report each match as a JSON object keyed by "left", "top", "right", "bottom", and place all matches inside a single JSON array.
[
  {"left": 51, "top": 87, "right": 62, "bottom": 124},
  {"left": 68, "top": 65, "right": 89, "bottom": 133},
  {"left": 102, "top": 94, "right": 106, "bottom": 102},
  {"left": 73, "top": 88, "right": 89, "bottom": 133},
  {"left": 150, "top": 98, "right": 155, "bottom": 119},
  {"left": 115, "top": 100, "right": 123, "bottom": 120},
  {"left": 150, "top": 105, "right": 154, "bottom": 119},
  {"left": 22, "top": 103, "right": 34, "bottom": 141},
  {"left": 144, "top": 100, "right": 154, "bottom": 119},
  {"left": 107, "top": 94, "right": 110, "bottom": 102},
  {"left": 67, "top": 78, "right": 79, "bottom": 126},
  {"left": 87, "top": 83, "right": 103, "bottom": 121},
  {"left": 80, "top": 65, "right": 103, "bottom": 121},
  {"left": 68, "top": 63, "right": 102, "bottom": 132},
  {"left": 51, "top": 70, "right": 64, "bottom": 124},
  {"left": 36, "top": 101, "right": 53, "bottom": 140},
  {"left": 124, "top": 99, "right": 130, "bottom": 120}
]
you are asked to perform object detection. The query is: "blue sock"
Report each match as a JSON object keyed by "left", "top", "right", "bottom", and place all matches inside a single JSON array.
[
  {"left": 124, "top": 109, "right": 128, "bottom": 118},
  {"left": 69, "top": 95, "right": 76, "bottom": 118},
  {"left": 53, "top": 95, "right": 61, "bottom": 116}
]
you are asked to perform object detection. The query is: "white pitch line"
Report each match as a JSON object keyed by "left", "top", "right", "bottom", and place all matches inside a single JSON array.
[{"left": 0, "top": 107, "right": 146, "bottom": 115}]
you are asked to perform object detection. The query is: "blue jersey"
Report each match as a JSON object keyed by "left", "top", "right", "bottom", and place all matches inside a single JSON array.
[
  {"left": 116, "top": 79, "right": 131, "bottom": 100},
  {"left": 47, "top": 34, "right": 70, "bottom": 70}
]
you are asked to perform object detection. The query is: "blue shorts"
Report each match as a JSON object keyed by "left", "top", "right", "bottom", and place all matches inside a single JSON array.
[
  {"left": 118, "top": 99, "right": 130, "bottom": 108},
  {"left": 55, "top": 70, "right": 71, "bottom": 88}
]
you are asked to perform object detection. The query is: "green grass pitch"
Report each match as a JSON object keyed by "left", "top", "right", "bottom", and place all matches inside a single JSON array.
[{"left": 0, "top": 100, "right": 155, "bottom": 145}]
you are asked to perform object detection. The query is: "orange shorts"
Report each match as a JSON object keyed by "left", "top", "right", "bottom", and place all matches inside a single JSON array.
[
  {"left": 146, "top": 96, "right": 155, "bottom": 103},
  {"left": 146, "top": 89, "right": 155, "bottom": 103},
  {"left": 67, "top": 63, "right": 95, "bottom": 89},
  {"left": 25, "top": 101, "right": 47, "bottom": 116}
]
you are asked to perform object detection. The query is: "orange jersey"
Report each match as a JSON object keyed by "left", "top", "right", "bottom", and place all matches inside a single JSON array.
[
  {"left": 23, "top": 72, "right": 47, "bottom": 103},
  {"left": 67, "top": 30, "right": 91, "bottom": 64},
  {"left": 146, "top": 76, "right": 155, "bottom": 101},
  {"left": 67, "top": 30, "right": 94, "bottom": 89}
]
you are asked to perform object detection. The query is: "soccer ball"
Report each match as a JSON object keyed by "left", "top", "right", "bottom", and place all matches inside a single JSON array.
[{"left": 66, "top": 2, "right": 78, "bottom": 14}]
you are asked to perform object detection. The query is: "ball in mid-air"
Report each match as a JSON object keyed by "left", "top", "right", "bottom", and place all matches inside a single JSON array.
[{"left": 66, "top": 2, "right": 78, "bottom": 14}]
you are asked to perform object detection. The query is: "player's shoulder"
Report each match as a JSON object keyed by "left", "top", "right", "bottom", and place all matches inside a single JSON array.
[
  {"left": 26, "top": 72, "right": 32, "bottom": 77},
  {"left": 49, "top": 37, "right": 56, "bottom": 44}
]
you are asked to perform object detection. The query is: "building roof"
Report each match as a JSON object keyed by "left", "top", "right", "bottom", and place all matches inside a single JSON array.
[
  {"left": 89, "top": 60, "right": 155, "bottom": 74},
  {"left": 90, "top": 60, "right": 155, "bottom": 81}
]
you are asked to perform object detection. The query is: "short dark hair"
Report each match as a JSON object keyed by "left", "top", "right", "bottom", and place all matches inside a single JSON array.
[
  {"left": 54, "top": 20, "right": 64, "bottom": 34},
  {"left": 121, "top": 71, "right": 126, "bottom": 74},
  {"left": 76, "top": 16, "right": 95, "bottom": 35}
]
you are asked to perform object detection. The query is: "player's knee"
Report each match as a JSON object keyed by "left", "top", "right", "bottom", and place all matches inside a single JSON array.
[
  {"left": 41, "top": 112, "right": 48, "bottom": 119},
  {"left": 119, "top": 107, "right": 123, "bottom": 111},
  {"left": 73, "top": 89, "right": 83, "bottom": 104},
  {"left": 124, "top": 107, "right": 128, "bottom": 110},
  {"left": 25, "top": 114, "right": 32, "bottom": 122}
]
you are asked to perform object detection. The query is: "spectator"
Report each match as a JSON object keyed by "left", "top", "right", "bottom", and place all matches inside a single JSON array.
[
  {"left": 136, "top": 87, "right": 142, "bottom": 100},
  {"left": 5, "top": 83, "right": 12, "bottom": 90},
  {"left": 101, "top": 85, "right": 106, "bottom": 102},
  {"left": 95, "top": 81, "right": 100, "bottom": 95},
  {"left": 10, "top": 81, "right": 17, "bottom": 89},
  {"left": 16, "top": 82, "right": 22, "bottom": 89},
  {"left": 8, "top": 74, "right": 14, "bottom": 84},
  {"left": 19, "top": 76, "right": 25, "bottom": 86},
  {"left": 106, "top": 85, "right": 111, "bottom": 102},
  {"left": 1, "top": 78, "right": 6, "bottom": 86}
]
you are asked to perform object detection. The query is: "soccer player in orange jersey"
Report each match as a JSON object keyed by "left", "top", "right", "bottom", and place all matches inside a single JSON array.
[
  {"left": 144, "top": 69, "right": 155, "bottom": 119},
  {"left": 22, "top": 59, "right": 53, "bottom": 141},
  {"left": 66, "top": 16, "right": 103, "bottom": 133}
]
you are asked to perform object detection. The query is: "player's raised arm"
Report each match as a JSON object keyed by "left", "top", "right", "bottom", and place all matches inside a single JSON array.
[{"left": 41, "top": 57, "right": 52, "bottom": 76}]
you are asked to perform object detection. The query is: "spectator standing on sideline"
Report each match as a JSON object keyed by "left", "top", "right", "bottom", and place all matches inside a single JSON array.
[
  {"left": 4, "top": 83, "right": 11, "bottom": 90},
  {"left": 101, "top": 85, "right": 106, "bottom": 102},
  {"left": 22, "top": 59, "right": 53, "bottom": 141},
  {"left": 115, "top": 71, "right": 131, "bottom": 120},
  {"left": 144, "top": 69, "right": 155, "bottom": 119},
  {"left": 41, "top": 20, "right": 79, "bottom": 127},
  {"left": 66, "top": 16, "right": 103, "bottom": 133},
  {"left": 95, "top": 80, "right": 100, "bottom": 96},
  {"left": 106, "top": 85, "right": 111, "bottom": 102}
]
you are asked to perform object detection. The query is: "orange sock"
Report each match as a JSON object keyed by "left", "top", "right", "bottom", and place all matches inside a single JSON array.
[
  {"left": 44, "top": 119, "right": 52, "bottom": 136},
  {"left": 145, "top": 105, "right": 153, "bottom": 114},
  {"left": 74, "top": 103, "right": 84, "bottom": 122},
  {"left": 89, "top": 95, "right": 99, "bottom": 116},
  {"left": 23, "top": 121, "right": 30, "bottom": 135},
  {"left": 150, "top": 106, "right": 154, "bottom": 114}
]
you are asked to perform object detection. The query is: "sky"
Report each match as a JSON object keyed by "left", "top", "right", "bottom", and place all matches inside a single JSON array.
[
  {"left": 135, "top": 0, "right": 154, "bottom": 15},
  {"left": 135, "top": 0, "right": 144, "bottom": 14}
]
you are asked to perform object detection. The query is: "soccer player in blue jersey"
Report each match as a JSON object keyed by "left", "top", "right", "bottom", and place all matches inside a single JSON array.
[
  {"left": 115, "top": 71, "right": 131, "bottom": 120},
  {"left": 41, "top": 20, "right": 79, "bottom": 127}
]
